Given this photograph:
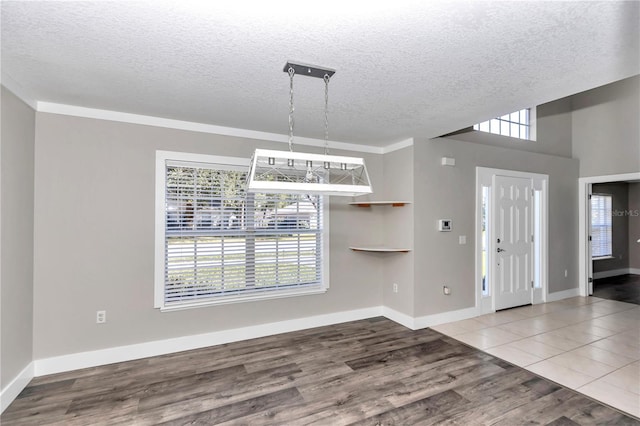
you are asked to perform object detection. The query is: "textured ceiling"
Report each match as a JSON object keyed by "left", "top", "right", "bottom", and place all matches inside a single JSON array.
[{"left": 2, "top": 1, "right": 639, "bottom": 147}]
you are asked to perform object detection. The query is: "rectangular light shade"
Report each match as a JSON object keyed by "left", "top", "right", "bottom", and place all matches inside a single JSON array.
[{"left": 247, "top": 149, "right": 372, "bottom": 197}]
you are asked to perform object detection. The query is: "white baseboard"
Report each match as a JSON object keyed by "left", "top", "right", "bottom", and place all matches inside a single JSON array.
[
  {"left": 593, "top": 268, "right": 631, "bottom": 280},
  {"left": 413, "top": 306, "right": 481, "bottom": 330},
  {"left": 382, "top": 306, "right": 416, "bottom": 329},
  {"left": 546, "top": 287, "right": 581, "bottom": 302},
  {"left": 630, "top": 268, "right": 640, "bottom": 275},
  {"left": 35, "top": 306, "right": 383, "bottom": 377},
  {"left": 1, "top": 362, "right": 34, "bottom": 414}
]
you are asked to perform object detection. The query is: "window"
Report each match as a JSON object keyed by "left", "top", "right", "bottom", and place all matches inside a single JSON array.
[
  {"left": 155, "top": 151, "right": 328, "bottom": 311},
  {"left": 473, "top": 108, "right": 533, "bottom": 140},
  {"left": 481, "top": 186, "right": 490, "bottom": 296},
  {"left": 591, "top": 194, "right": 612, "bottom": 258}
]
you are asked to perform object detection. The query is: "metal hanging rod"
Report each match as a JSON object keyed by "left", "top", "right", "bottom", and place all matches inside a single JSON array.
[{"left": 283, "top": 61, "right": 336, "bottom": 79}]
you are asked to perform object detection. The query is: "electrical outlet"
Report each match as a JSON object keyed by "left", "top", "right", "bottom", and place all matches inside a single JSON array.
[
  {"left": 392, "top": 283, "right": 398, "bottom": 293},
  {"left": 96, "top": 310, "right": 106, "bottom": 324},
  {"left": 564, "top": 270, "right": 568, "bottom": 278}
]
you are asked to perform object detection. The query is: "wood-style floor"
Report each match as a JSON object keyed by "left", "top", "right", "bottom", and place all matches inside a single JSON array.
[
  {"left": 594, "top": 274, "right": 640, "bottom": 305},
  {"left": 3, "top": 318, "right": 638, "bottom": 425}
]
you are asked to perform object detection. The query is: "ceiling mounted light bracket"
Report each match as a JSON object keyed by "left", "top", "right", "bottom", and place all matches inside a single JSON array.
[
  {"left": 247, "top": 61, "right": 372, "bottom": 197},
  {"left": 283, "top": 61, "right": 336, "bottom": 79}
]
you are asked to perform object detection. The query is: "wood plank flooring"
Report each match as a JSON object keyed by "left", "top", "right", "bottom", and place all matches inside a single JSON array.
[
  {"left": 2, "top": 317, "right": 639, "bottom": 425},
  {"left": 594, "top": 274, "right": 640, "bottom": 305}
]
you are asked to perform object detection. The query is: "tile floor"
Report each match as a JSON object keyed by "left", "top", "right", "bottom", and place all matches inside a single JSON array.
[{"left": 431, "top": 296, "right": 640, "bottom": 418}]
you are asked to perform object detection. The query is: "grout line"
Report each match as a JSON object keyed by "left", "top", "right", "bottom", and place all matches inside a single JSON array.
[{"left": 436, "top": 298, "right": 639, "bottom": 417}]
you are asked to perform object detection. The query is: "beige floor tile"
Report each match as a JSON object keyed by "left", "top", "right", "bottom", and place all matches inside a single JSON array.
[
  {"left": 527, "top": 315, "right": 574, "bottom": 330},
  {"left": 587, "top": 303, "right": 638, "bottom": 317},
  {"left": 554, "top": 296, "right": 596, "bottom": 307},
  {"left": 497, "top": 321, "right": 542, "bottom": 338},
  {"left": 430, "top": 322, "right": 470, "bottom": 336},
  {"left": 590, "top": 337, "right": 640, "bottom": 360},
  {"left": 485, "top": 345, "right": 544, "bottom": 367},
  {"left": 528, "top": 360, "right": 597, "bottom": 389},
  {"left": 452, "top": 330, "right": 521, "bottom": 350},
  {"left": 544, "top": 308, "right": 597, "bottom": 324},
  {"left": 531, "top": 332, "right": 587, "bottom": 351},
  {"left": 569, "top": 345, "right": 636, "bottom": 369},
  {"left": 505, "top": 337, "right": 565, "bottom": 359},
  {"left": 604, "top": 332, "right": 640, "bottom": 349},
  {"left": 478, "top": 326, "right": 522, "bottom": 340},
  {"left": 616, "top": 308, "right": 640, "bottom": 321},
  {"left": 545, "top": 352, "right": 618, "bottom": 378},
  {"left": 510, "top": 303, "right": 566, "bottom": 317},
  {"left": 593, "top": 300, "right": 638, "bottom": 312},
  {"left": 452, "top": 318, "right": 490, "bottom": 332},
  {"left": 578, "top": 379, "right": 640, "bottom": 419},
  {"left": 424, "top": 296, "right": 639, "bottom": 417},
  {"left": 496, "top": 316, "right": 569, "bottom": 337},
  {"left": 543, "top": 328, "right": 601, "bottom": 345},
  {"left": 600, "top": 362, "right": 640, "bottom": 395},
  {"left": 564, "top": 321, "right": 620, "bottom": 338},
  {"left": 587, "top": 317, "right": 637, "bottom": 333},
  {"left": 619, "top": 329, "right": 640, "bottom": 339},
  {"left": 475, "top": 310, "right": 530, "bottom": 326}
]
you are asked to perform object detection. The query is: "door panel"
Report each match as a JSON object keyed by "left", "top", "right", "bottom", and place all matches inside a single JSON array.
[{"left": 493, "top": 175, "right": 533, "bottom": 310}]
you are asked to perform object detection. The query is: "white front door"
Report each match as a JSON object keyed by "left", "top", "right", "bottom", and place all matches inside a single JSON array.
[{"left": 493, "top": 175, "right": 533, "bottom": 310}]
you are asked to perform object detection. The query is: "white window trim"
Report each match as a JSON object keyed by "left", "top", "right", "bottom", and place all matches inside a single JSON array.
[{"left": 154, "top": 150, "right": 330, "bottom": 311}]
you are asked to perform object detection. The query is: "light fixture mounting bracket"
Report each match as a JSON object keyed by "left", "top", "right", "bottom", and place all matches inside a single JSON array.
[{"left": 284, "top": 61, "right": 336, "bottom": 79}]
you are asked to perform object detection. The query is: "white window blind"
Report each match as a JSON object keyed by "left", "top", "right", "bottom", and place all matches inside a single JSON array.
[
  {"left": 155, "top": 153, "right": 325, "bottom": 310},
  {"left": 591, "top": 194, "right": 612, "bottom": 258}
]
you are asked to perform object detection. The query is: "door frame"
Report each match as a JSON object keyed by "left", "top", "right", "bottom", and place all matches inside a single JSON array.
[
  {"left": 578, "top": 172, "right": 640, "bottom": 296},
  {"left": 476, "top": 167, "right": 549, "bottom": 314}
]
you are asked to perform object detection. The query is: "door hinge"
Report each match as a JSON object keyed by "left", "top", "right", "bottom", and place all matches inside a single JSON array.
[
  {"left": 588, "top": 194, "right": 592, "bottom": 200},
  {"left": 531, "top": 234, "right": 534, "bottom": 243},
  {"left": 531, "top": 281, "right": 534, "bottom": 288},
  {"left": 589, "top": 235, "right": 592, "bottom": 242},
  {"left": 588, "top": 277, "right": 593, "bottom": 283}
]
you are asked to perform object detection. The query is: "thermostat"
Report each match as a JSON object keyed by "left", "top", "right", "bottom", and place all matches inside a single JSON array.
[{"left": 438, "top": 219, "right": 452, "bottom": 232}]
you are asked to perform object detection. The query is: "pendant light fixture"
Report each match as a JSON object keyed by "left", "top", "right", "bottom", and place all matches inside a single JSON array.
[{"left": 246, "top": 61, "right": 373, "bottom": 197}]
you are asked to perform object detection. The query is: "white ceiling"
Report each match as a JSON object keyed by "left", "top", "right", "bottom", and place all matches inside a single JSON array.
[{"left": 2, "top": 1, "right": 639, "bottom": 148}]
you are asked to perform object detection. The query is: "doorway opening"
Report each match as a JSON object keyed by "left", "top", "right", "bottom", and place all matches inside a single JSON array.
[
  {"left": 578, "top": 172, "right": 640, "bottom": 300},
  {"left": 476, "top": 167, "right": 548, "bottom": 314}
]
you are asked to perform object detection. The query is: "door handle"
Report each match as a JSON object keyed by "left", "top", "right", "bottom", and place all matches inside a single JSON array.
[{"left": 497, "top": 248, "right": 506, "bottom": 253}]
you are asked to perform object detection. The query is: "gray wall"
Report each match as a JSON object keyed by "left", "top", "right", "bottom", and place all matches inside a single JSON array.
[
  {"left": 33, "top": 112, "right": 384, "bottom": 358},
  {"left": 381, "top": 146, "right": 414, "bottom": 316},
  {"left": 630, "top": 183, "right": 640, "bottom": 270},
  {"left": 572, "top": 75, "right": 640, "bottom": 177},
  {"left": 592, "top": 182, "right": 629, "bottom": 273},
  {"left": 413, "top": 137, "right": 579, "bottom": 316},
  {"left": 1, "top": 87, "right": 35, "bottom": 389}
]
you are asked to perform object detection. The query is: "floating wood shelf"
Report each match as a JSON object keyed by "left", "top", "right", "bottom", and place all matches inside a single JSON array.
[
  {"left": 349, "top": 247, "right": 411, "bottom": 253},
  {"left": 349, "top": 201, "right": 411, "bottom": 207}
]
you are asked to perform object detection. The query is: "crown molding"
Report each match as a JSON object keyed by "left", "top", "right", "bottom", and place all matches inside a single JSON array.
[
  {"left": 381, "top": 138, "right": 414, "bottom": 154},
  {"left": 36, "top": 102, "right": 393, "bottom": 154}
]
